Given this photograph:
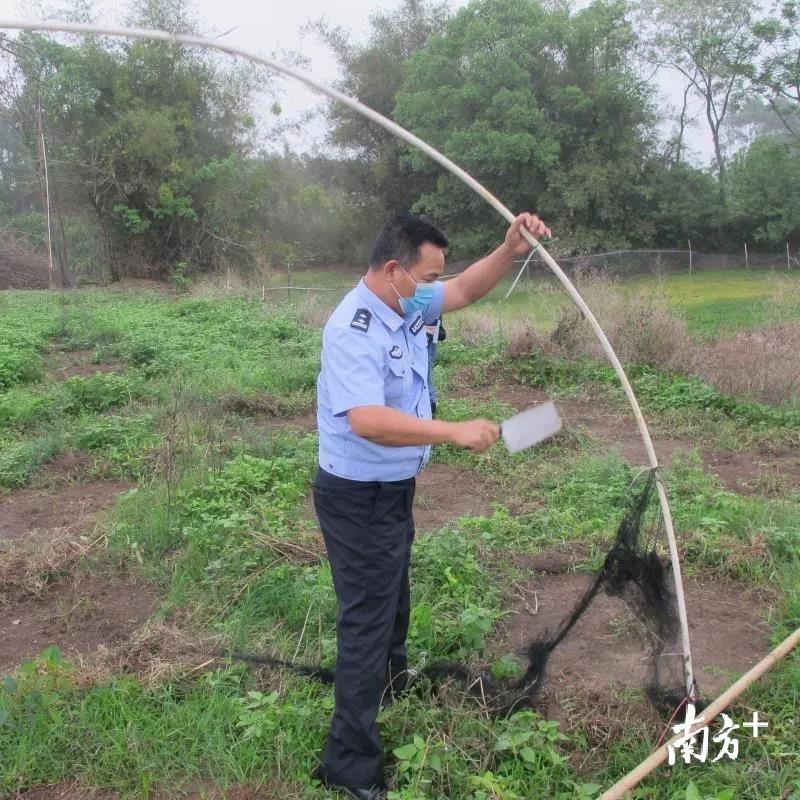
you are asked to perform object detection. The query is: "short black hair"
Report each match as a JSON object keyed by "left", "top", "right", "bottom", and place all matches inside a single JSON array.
[{"left": 368, "top": 212, "right": 449, "bottom": 269}]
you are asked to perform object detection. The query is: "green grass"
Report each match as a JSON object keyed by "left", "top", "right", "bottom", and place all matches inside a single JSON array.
[
  {"left": 624, "top": 269, "right": 800, "bottom": 337},
  {"left": 513, "top": 353, "right": 800, "bottom": 424},
  {"left": 2, "top": 436, "right": 797, "bottom": 798},
  {"left": 0, "top": 290, "right": 322, "bottom": 488},
  {"left": 254, "top": 264, "right": 800, "bottom": 339},
  {"left": 1, "top": 284, "right": 799, "bottom": 799}
]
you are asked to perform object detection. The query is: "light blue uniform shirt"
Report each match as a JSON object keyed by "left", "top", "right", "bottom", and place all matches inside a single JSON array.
[{"left": 317, "top": 278, "right": 446, "bottom": 481}]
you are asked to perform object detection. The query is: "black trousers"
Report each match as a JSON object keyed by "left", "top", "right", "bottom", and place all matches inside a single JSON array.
[{"left": 313, "top": 467, "right": 416, "bottom": 790}]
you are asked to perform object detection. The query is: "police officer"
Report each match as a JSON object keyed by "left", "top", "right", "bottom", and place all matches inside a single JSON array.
[{"left": 313, "top": 210, "right": 551, "bottom": 799}]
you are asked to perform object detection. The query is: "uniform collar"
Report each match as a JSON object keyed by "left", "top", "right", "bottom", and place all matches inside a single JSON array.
[{"left": 356, "top": 278, "right": 405, "bottom": 332}]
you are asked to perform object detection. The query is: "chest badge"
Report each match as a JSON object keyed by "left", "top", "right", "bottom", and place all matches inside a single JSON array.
[
  {"left": 409, "top": 315, "right": 424, "bottom": 335},
  {"left": 389, "top": 345, "right": 403, "bottom": 359}
]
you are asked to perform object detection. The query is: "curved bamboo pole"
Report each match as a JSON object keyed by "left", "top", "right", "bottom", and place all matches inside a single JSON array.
[
  {"left": 600, "top": 626, "right": 800, "bottom": 800},
  {"left": 0, "top": 18, "right": 696, "bottom": 700}
]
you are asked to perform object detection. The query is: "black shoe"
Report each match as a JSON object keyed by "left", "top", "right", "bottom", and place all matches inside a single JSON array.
[
  {"left": 312, "top": 765, "right": 386, "bottom": 800},
  {"left": 341, "top": 788, "right": 385, "bottom": 800}
]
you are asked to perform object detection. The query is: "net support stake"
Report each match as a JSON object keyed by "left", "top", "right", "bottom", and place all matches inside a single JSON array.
[{"left": 0, "top": 17, "right": 696, "bottom": 702}]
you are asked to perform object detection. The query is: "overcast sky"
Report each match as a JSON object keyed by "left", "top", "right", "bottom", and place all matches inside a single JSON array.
[{"left": 0, "top": 0, "right": 716, "bottom": 163}]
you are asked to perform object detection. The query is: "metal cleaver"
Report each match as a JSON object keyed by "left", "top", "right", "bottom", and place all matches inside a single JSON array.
[{"left": 500, "top": 401, "right": 562, "bottom": 453}]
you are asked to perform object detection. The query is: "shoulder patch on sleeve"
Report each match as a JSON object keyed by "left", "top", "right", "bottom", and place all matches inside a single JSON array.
[
  {"left": 409, "top": 315, "right": 424, "bottom": 335},
  {"left": 350, "top": 308, "right": 372, "bottom": 332}
]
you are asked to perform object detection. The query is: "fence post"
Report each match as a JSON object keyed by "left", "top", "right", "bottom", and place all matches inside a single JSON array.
[
  {"left": 744, "top": 242, "right": 749, "bottom": 271},
  {"left": 688, "top": 239, "right": 693, "bottom": 274},
  {"left": 287, "top": 258, "right": 292, "bottom": 301},
  {"left": 788, "top": 242, "right": 792, "bottom": 271}
]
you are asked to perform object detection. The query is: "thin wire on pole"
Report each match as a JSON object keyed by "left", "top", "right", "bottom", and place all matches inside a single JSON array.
[
  {"left": 504, "top": 247, "right": 539, "bottom": 300},
  {"left": 39, "top": 126, "right": 54, "bottom": 288}
]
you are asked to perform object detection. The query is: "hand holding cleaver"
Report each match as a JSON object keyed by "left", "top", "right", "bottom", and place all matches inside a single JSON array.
[{"left": 500, "top": 401, "right": 562, "bottom": 453}]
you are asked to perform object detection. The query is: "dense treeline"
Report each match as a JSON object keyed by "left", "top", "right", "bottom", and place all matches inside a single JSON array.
[{"left": 1, "top": 0, "right": 799, "bottom": 281}]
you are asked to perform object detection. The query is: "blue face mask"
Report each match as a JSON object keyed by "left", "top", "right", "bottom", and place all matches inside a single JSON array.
[{"left": 392, "top": 265, "right": 437, "bottom": 316}]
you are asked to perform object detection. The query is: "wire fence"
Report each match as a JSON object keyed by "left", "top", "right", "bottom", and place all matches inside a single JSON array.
[
  {"left": 513, "top": 245, "right": 798, "bottom": 280},
  {"left": 253, "top": 245, "right": 799, "bottom": 307},
  {"left": 2, "top": 235, "right": 798, "bottom": 294}
]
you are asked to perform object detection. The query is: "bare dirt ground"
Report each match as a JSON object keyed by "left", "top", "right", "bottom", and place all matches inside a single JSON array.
[
  {"left": 250, "top": 409, "right": 316, "bottom": 432},
  {"left": 0, "top": 477, "right": 132, "bottom": 541},
  {"left": 165, "top": 781, "right": 304, "bottom": 800},
  {"left": 12, "top": 781, "right": 298, "bottom": 800},
  {"left": 0, "top": 456, "right": 152, "bottom": 673},
  {"left": 0, "top": 573, "right": 157, "bottom": 672},
  {"left": 413, "top": 463, "right": 494, "bottom": 532},
  {"left": 500, "top": 549, "right": 772, "bottom": 709},
  {"left": 36, "top": 450, "right": 97, "bottom": 484},
  {"left": 12, "top": 784, "right": 120, "bottom": 800},
  {"left": 42, "top": 348, "right": 123, "bottom": 380}
]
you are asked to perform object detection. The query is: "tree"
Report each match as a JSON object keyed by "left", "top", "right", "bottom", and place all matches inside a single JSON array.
[
  {"left": 635, "top": 0, "right": 758, "bottom": 198},
  {"left": 0, "top": 33, "right": 75, "bottom": 287},
  {"left": 308, "top": 0, "right": 451, "bottom": 216},
  {"left": 663, "top": 65, "right": 701, "bottom": 166},
  {"left": 727, "top": 137, "right": 800, "bottom": 245},
  {"left": 749, "top": 0, "right": 800, "bottom": 141},
  {"left": 649, "top": 162, "right": 723, "bottom": 247},
  {"left": 1, "top": 0, "right": 278, "bottom": 279},
  {"left": 393, "top": 0, "right": 661, "bottom": 254},
  {"left": 723, "top": 94, "right": 798, "bottom": 154}
]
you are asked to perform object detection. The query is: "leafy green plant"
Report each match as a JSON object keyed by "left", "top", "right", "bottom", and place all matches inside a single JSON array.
[
  {"left": 0, "top": 647, "right": 74, "bottom": 733},
  {"left": 469, "top": 771, "right": 520, "bottom": 800},
  {"left": 490, "top": 654, "right": 524, "bottom": 681},
  {"left": 168, "top": 261, "right": 191, "bottom": 290},
  {"left": 494, "top": 712, "right": 569, "bottom": 772},
  {"left": 72, "top": 414, "right": 159, "bottom": 477},
  {"left": 0, "top": 389, "right": 52, "bottom": 430},
  {"left": 235, "top": 690, "right": 279, "bottom": 740},
  {"left": 408, "top": 530, "right": 501, "bottom": 659},
  {"left": 459, "top": 605, "right": 495, "bottom": 652},
  {"left": 62, "top": 373, "right": 147, "bottom": 414},
  {"left": 674, "top": 782, "right": 735, "bottom": 800},
  {"left": 391, "top": 733, "right": 449, "bottom": 799},
  {"left": 0, "top": 343, "right": 42, "bottom": 391},
  {"left": 0, "top": 436, "right": 61, "bottom": 488}
]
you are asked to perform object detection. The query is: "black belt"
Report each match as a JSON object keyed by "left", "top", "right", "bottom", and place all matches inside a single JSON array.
[{"left": 314, "top": 467, "right": 414, "bottom": 490}]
